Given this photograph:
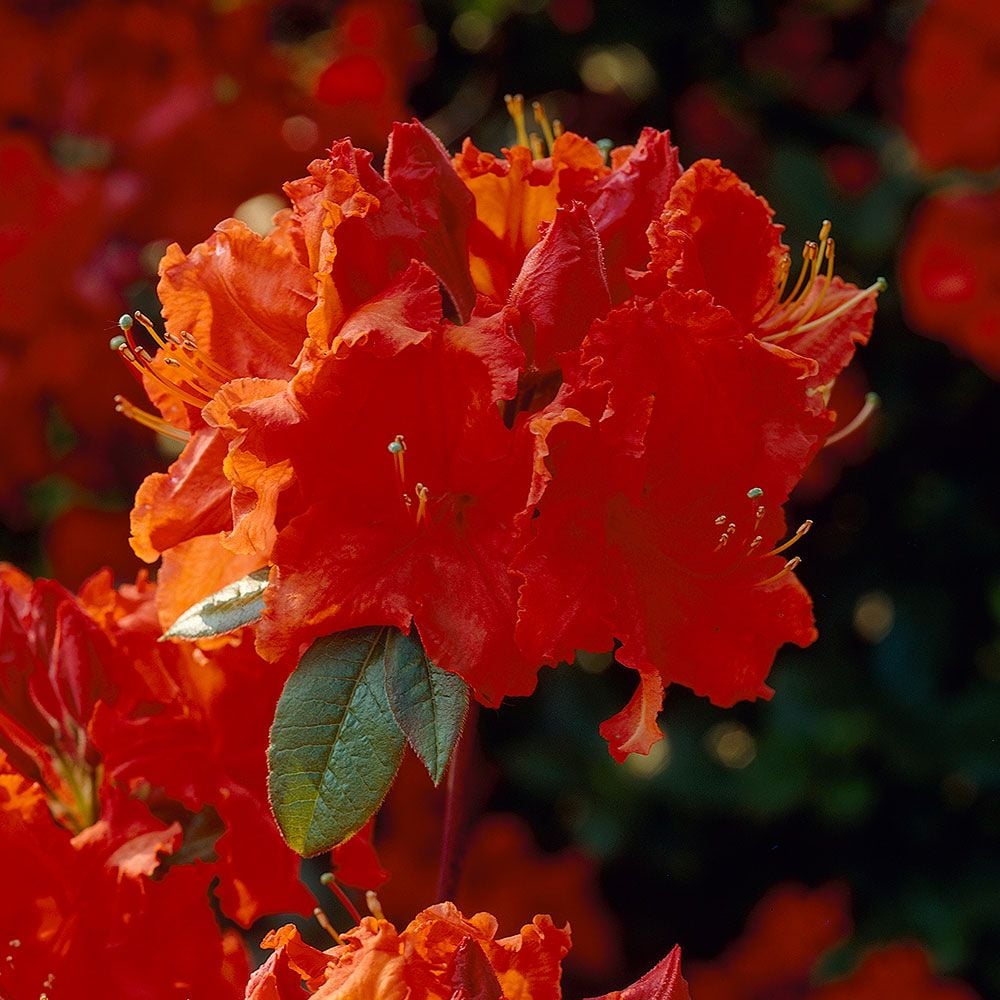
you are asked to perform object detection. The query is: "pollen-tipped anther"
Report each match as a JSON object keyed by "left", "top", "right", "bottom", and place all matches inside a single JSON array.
[
  {"left": 760, "top": 556, "right": 802, "bottom": 587},
  {"left": 746, "top": 487, "right": 764, "bottom": 499},
  {"left": 766, "top": 519, "right": 812, "bottom": 558},
  {"left": 504, "top": 93, "right": 530, "bottom": 148},
  {"left": 415, "top": 483, "right": 430, "bottom": 525}
]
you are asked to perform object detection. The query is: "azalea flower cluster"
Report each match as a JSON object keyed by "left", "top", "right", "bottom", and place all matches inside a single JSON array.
[
  {"left": 0, "top": 0, "right": 426, "bottom": 531},
  {"left": 123, "top": 106, "right": 880, "bottom": 757},
  {"left": 901, "top": 0, "right": 1000, "bottom": 376}
]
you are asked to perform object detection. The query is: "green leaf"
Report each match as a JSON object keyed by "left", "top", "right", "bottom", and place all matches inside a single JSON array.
[
  {"left": 163, "top": 568, "right": 270, "bottom": 640},
  {"left": 384, "top": 628, "right": 469, "bottom": 785},
  {"left": 268, "top": 627, "right": 405, "bottom": 856}
]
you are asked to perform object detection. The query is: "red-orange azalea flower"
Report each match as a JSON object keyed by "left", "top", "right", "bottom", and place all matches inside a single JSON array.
[
  {"left": 125, "top": 116, "right": 878, "bottom": 749},
  {"left": 245, "top": 902, "right": 688, "bottom": 1000}
]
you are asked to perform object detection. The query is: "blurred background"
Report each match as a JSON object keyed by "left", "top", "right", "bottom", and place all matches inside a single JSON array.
[{"left": 1, "top": 0, "right": 998, "bottom": 996}]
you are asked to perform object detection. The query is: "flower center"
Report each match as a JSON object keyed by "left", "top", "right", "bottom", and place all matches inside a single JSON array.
[
  {"left": 387, "top": 434, "right": 430, "bottom": 525},
  {"left": 710, "top": 486, "right": 811, "bottom": 587}
]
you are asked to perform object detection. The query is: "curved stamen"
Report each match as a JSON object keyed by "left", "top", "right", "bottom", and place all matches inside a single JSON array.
[
  {"left": 825, "top": 391, "right": 880, "bottom": 447},
  {"left": 114, "top": 396, "right": 190, "bottom": 443},
  {"left": 759, "top": 556, "right": 801, "bottom": 587},
  {"left": 504, "top": 93, "right": 530, "bottom": 148},
  {"left": 765, "top": 520, "right": 812, "bottom": 558}
]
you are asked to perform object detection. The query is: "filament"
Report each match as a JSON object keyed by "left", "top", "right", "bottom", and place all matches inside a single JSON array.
[
  {"left": 114, "top": 396, "right": 190, "bottom": 443},
  {"left": 825, "top": 391, "right": 880, "bottom": 446},
  {"left": 759, "top": 556, "right": 801, "bottom": 587},
  {"left": 765, "top": 520, "right": 812, "bottom": 558},
  {"left": 504, "top": 93, "right": 530, "bottom": 148}
]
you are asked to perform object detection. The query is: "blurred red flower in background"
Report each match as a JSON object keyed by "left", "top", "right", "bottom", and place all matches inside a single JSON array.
[
  {"left": 903, "top": 0, "right": 1000, "bottom": 172},
  {"left": 687, "top": 883, "right": 980, "bottom": 1000},
  {"left": 0, "top": 0, "right": 428, "bottom": 533},
  {"left": 900, "top": 188, "right": 1000, "bottom": 377}
]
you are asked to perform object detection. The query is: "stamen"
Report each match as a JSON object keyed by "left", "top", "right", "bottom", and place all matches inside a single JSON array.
[
  {"left": 532, "top": 100, "right": 556, "bottom": 153},
  {"left": 113, "top": 341, "right": 208, "bottom": 408},
  {"left": 784, "top": 277, "right": 886, "bottom": 336},
  {"left": 313, "top": 907, "right": 343, "bottom": 944},
  {"left": 415, "top": 483, "right": 429, "bottom": 525},
  {"left": 177, "top": 331, "right": 237, "bottom": 382},
  {"left": 751, "top": 254, "right": 792, "bottom": 324},
  {"left": 766, "top": 520, "right": 812, "bottom": 558},
  {"left": 387, "top": 435, "right": 407, "bottom": 484},
  {"left": 552, "top": 118, "right": 565, "bottom": 138},
  {"left": 749, "top": 535, "right": 763, "bottom": 550},
  {"left": 714, "top": 533, "right": 729, "bottom": 551},
  {"left": 769, "top": 242, "right": 817, "bottom": 322},
  {"left": 825, "top": 391, "right": 880, "bottom": 446},
  {"left": 366, "top": 890, "right": 386, "bottom": 920},
  {"left": 320, "top": 872, "right": 363, "bottom": 925},
  {"left": 786, "top": 236, "right": 836, "bottom": 333},
  {"left": 759, "top": 556, "right": 801, "bottom": 587},
  {"left": 134, "top": 311, "right": 223, "bottom": 392},
  {"left": 529, "top": 133, "right": 545, "bottom": 160},
  {"left": 504, "top": 93, "right": 530, "bottom": 148},
  {"left": 114, "top": 395, "right": 191, "bottom": 443}
]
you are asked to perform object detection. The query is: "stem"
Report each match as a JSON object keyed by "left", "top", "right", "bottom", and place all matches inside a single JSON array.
[{"left": 435, "top": 702, "right": 479, "bottom": 902}]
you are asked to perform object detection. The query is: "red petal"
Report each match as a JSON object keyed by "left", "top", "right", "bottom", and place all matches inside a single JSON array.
[
  {"left": 157, "top": 219, "right": 313, "bottom": 381},
  {"left": 648, "top": 159, "right": 786, "bottom": 327},
  {"left": 130, "top": 427, "right": 231, "bottom": 563},
  {"left": 386, "top": 120, "right": 477, "bottom": 322},
  {"left": 587, "top": 945, "right": 690, "bottom": 1000},
  {"left": 598, "top": 671, "right": 665, "bottom": 763},
  {"left": 505, "top": 202, "right": 611, "bottom": 370}
]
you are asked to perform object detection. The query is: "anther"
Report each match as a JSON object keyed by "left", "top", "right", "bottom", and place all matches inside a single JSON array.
[
  {"left": 529, "top": 133, "right": 545, "bottom": 160},
  {"left": 504, "top": 93, "right": 530, "bottom": 148},
  {"left": 747, "top": 487, "right": 764, "bottom": 499},
  {"left": 109, "top": 334, "right": 127, "bottom": 351},
  {"left": 714, "top": 514, "right": 728, "bottom": 525},
  {"left": 759, "top": 556, "right": 802, "bottom": 587},
  {"left": 749, "top": 535, "right": 763, "bottom": 550},
  {"left": 313, "top": 907, "right": 343, "bottom": 944},
  {"left": 415, "top": 483, "right": 429, "bottom": 525},
  {"left": 552, "top": 118, "right": 564, "bottom": 138},
  {"left": 118, "top": 314, "right": 133, "bottom": 331},
  {"left": 766, "top": 520, "right": 813, "bottom": 558},
  {"left": 715, "top": 533, "right": 729, "bottom": 551},
  {"left": 366, "top": 890, "right": 386, "bottom": 920}
]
